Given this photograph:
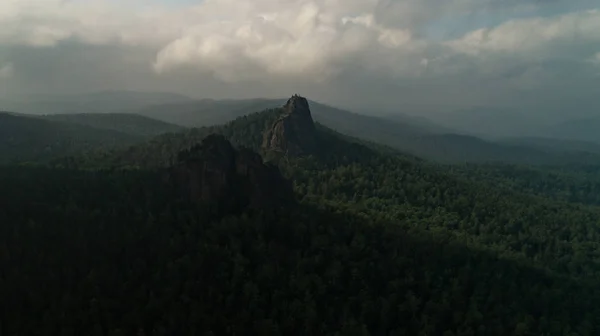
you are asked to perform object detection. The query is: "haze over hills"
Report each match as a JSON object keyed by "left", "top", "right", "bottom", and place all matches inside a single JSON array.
[
  {"left": 500, "top": 136, "right": 600, "bottom": 155},
  {"left": 422, "top": 107, "right": 549, "bottom": 139},
  {"left": 3, "top": 89, "right": 600, "bottom": 166},
  {"left": 6, "top": 88, "right": 600, "bottom": 158},
  {"left": 420, "top": 106, "right": 600, "bottom": 146},
  {"left": 43, "top": 113, "right": 184, "bottom": 138},
  {"left": 0, "top": 112, "right": 183, "bottom": 164},
  {"left": 0, "top": 91, "right": 192, "bottom": 115},
  {"left": 134, "top": 98, "right": 287, "bottom": 127},
  {"left": 539, "top": 117, "right": 600, "bottom": 144},
  {"left": 0, "top": 112, "right": 139, "bottom": 163},
  {"left": 128, "top": 96, "right": 600, "bottom": 165}
]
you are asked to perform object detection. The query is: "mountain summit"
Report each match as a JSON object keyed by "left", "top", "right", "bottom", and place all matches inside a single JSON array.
[{"left": 262, "top": 94, "right": 317, "bottom": 156}]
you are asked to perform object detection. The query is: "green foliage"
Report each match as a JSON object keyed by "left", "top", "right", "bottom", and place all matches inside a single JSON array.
[
  {"left": 65, "top": 108, "right": 285, "bottom": 168},
  {"left": 450, "top": 163, "right": 600, "bottom": 206},
  {"left": 2, "top": 165, "right": 600, "bottom": 335},
  {"left": 0, "top": 113, "right": 141, "bottom": 164},
  {"left": 4, "top": 105, "right": 600, "bottom": 335}
]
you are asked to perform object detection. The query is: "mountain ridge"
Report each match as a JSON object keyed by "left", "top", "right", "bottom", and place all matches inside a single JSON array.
[
  {"left": 0, "top": 112, "right": 142, "bottom": 164},
  {"left": 131, "top": 97, "right": 600, "bottom": 165},
  {"left": 1, "top": 90, "right": 192, "bottom": 115},
  {"left": 43, "top": 113, "right": 184, "bottom": 137}
]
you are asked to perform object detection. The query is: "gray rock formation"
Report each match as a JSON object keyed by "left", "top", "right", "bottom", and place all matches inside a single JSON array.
[
  {"left": 170, "top": 134, "right": 293, "bottom": 213},
  {"left": 262, "top": 94, "right": 317, "bottom": 156}
]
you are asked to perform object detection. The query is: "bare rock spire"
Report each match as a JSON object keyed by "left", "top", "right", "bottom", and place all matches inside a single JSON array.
[{"left": 262, "top": 95, "right": 317, "bottom": 156}]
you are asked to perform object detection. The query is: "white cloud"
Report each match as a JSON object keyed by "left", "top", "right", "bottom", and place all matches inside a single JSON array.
[
  {"left": 0, "top": 0, "right": 599, "bottom": 96},
  {"left": 2, "top": 0, "right": 526, "bottom": 83},
  {"left": 152, "top": 2, "right": 416, "bottom": 82},
  {"left": 0, "top": 63, "right": 14, "bottom": 79},
  {"left": 446, "top": 9, "right": 600, "bottom": 57},
  {"left": 0, "top": 0, "right": 183, "bottom": 47}
]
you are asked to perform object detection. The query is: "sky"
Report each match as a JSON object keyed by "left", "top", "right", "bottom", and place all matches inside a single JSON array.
[{"left": 0, "top": 0, "right": 599, "bottom": 113}]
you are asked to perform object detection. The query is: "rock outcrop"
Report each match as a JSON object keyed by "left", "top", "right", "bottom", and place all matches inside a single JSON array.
[
  {"left": 170, "top": 134, "right": 293, "bottom": 213},
  {"left": 262, "top": 94, "right": 317, "bottom": 156}
]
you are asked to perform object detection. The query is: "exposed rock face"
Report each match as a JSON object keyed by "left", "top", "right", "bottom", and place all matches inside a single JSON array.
[
  {"left": 262, "top": 94, "right": 317, "bottom": 156},
  {"left": 170, "top": 134, "right": 293, "bottom": 213}
]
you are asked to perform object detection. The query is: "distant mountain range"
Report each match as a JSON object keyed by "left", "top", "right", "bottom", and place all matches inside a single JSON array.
[
  {"left": 3, "top": 90, "right": 600, "bottom": 165},
  {"left": 43, "top": 113, "right": 183, "bottom": 137},
  {"left": 134, "top": 98, "right": 286, "bottom": 127},
  {"left": 540, "top": 118, "right": 600, "bottom": 144},
  {"left": 130, "top": 97, "right": 600, "bottom": 165},
  {"left": 0, "top": 90, "right": 192, "bottom": 115},
  {"left": 424, "top": 106, "right": 600, "bottom": 144},
  {"left": 0, "top": 112, "right": 184, "bottom": 164}
]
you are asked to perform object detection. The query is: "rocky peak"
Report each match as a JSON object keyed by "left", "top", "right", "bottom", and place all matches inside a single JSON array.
[
  {"left": 170, "top": 134, "right": 293, "bottom": 214},
  {"left": 283, "top": 94, "right": 312, "bottom": 119},
  {"left": 262, "top": 94, "right": 317, "bottom": 156}
]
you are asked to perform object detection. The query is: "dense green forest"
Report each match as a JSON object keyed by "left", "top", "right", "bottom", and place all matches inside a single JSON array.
[
  {"left": 0, "top": 112, "right": 139, "bottom": 164},
  {"left": 0, "top": 112, "right": 182, "bottom": 164},
  {"left": 3, "top": 96, "right": 600, "bottom": 335},
  {"left": 449, "top": 163, "right": 600, "bottom": 206}
]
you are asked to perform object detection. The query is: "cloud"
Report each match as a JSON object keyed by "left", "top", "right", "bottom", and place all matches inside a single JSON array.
[
  {"left": 446, "top": 9, "right": 600, "bottom": 58},
  {"left": 0, "top": 0, "right": 184, "bottom": 47},
  {"left": 0, "top": 0, "right": 599, "bottom": 110},
  {"left": 419, "top": 9, "right": 600, "bottom": 84},
  {"left": 152, "top": 4, "right": 415, "bottom": 82},
  {"left": 4, "top": 0, "right": 581, "bottom": 82},
  {"left": 0, "top": 63, "right": 14, "bottom": 79},
  {"left": 590, "top": 52, "right": 600, "bottom": 65}
]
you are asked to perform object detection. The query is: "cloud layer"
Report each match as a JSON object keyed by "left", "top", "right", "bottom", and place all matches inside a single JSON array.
[
  {"left": 1, "top": 0, "right": 599, "bottom": 110},
  {"left": 0, "top": 63, "right": 13, "bottom": 79}
]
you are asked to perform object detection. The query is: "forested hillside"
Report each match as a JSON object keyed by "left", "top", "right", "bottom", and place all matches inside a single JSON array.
[
  {"left": 0, "top": 112, "right": 183, "bottom": 164},
  {"left": 3, "top": 96, "right": 600, "bottom": 335},
  {"left": 450, "top": 163, "right": 600, "bottom": 206},
  {"left": 0, "top": 112, "right": 141, "bottom": 163},
  {"left": 43, "top": 113, "right": 184, "bottom": 137}
]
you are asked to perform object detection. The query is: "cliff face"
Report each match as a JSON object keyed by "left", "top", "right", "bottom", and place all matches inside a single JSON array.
[
  {"left": 262, "top": 95, "right": 317, "bottom": 156},
  {"left": 170, "top": 134, "right": 293, "bottom": 213}
]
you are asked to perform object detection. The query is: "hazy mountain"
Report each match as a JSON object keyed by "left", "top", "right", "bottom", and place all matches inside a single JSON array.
[
  {"left": 5, "top": 92, "right": 598, "bottom": 166},
  {"left": 418, "top": 105, "right": 600, "bottom": 147},
  {"left": 0, "top": 90, "right": 192, "bottom": 115},
  {"left": 135, "top": 98, "right": 286, "bottom": 127},
  {"left": 501, "top": 136, "right": 600, "bottom": 154},
  {"left": 133, "top": 98, "right": 600, "bottom": 165},
  {"left": 539, "top": 118, "right": 600, "bottom": 144},
  {"left": 135, "top": 98, "right": 443, "bottom": 136},
  {"left": 43, "top": 113, "right": 184, "bottom": 137},
  {"left": 425, "top": 107, "right": 546, "bottom": 139},
  {"left": 377, "top": 112, "right": 456, "bottom": 135},
  {"left": 0, "top": 112, "right": 142, "bottom": 163}
]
